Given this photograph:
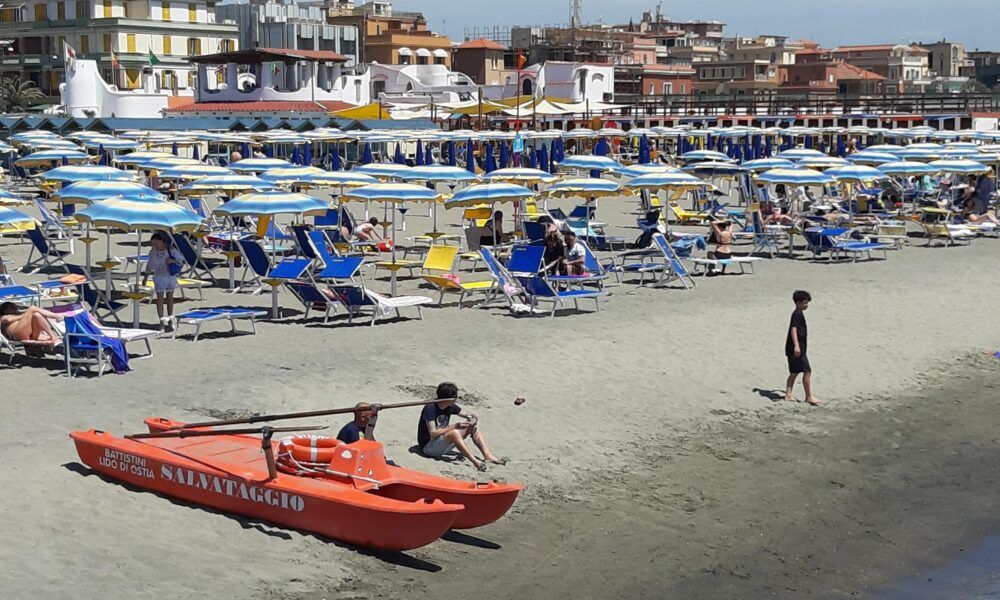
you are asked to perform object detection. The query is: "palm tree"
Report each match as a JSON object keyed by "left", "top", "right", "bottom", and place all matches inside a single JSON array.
[{"left": 0, "top": 78, "right": 45, "bottom": 113}]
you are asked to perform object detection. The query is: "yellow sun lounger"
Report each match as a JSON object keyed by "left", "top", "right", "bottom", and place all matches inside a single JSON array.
[
  {"left": 667, "top": 200, "right": 708, "bottom": 224},
  {"left": 420, "top": 275, "right": 497, "bottom": 307}
]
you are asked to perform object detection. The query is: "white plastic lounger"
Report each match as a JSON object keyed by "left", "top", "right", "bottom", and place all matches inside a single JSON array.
[
  {"left": 688, "top": 256, "right": 764, "bottom": 275},
  {"left": 173, "top": 308, "right": 267, "bottom": 341}
]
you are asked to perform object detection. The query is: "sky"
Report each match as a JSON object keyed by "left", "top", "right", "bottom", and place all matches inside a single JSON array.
[{"left": 392, "top": 0, "right": 1000, "bottom": 51}]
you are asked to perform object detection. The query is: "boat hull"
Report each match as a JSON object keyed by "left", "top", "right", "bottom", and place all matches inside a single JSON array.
[
  {"left": 144, "top": 417, "right": 523, "bottom": 530},
  {"left": 70, "top": 429, "right": 461, "bottom": 551}
]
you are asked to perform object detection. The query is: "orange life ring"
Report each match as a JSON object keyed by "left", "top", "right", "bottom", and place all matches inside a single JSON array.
[{"left": 278, "top": 435, "right": 342, "bottom": 465}]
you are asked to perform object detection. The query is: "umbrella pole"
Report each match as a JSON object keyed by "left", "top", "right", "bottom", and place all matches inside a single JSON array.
[
  {"left": 390, "top": 207, "right": 398, "bottom": 296},
  {"left": 104, "top": 229, "right": 114, "bottom": 299},
  {"left": 132, "top": 229, "right": 142, "bottom": 328}
]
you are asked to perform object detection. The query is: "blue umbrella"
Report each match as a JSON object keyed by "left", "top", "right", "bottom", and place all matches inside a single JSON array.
[
  {"left": 97, "top": 144, "right": 108, "bottom": 166},
  {"left": 681, "top": 150, "right": 730, "bottom": 163},
  {"left": 528, "top": 149, "right": 537, "bottom": 169},
  {"left": 757, "top": 168, "right": 835, "bottom": 186},
  {"left": 291, "top": 145, "right": 301, "bottom": 166},
  {"left": 706, "top": 134, "right": 714, "bottom": 150},
  {"left": 39, "top": 165, "right": 133, "bottom": 183},
  {"left": 743, "top": 158, "right": 795, "bottom": 172},
  {"left": 303, "top": 143, "right": 312, "bottom": 167},
  {"left": 743, "top": 136, "right": 752, "bottom": 161},
  {"left": 264, "top": 145, "right": 273, "bottom": 158},
  {"left": 241, "top": 142, "right": 251, "bottom": 159},
  {"left": 753, "top": 134, "right": 763, "bottom": 159},
  {"left": 484, "top": 142, "right": 496, "bottom": 173},
  {"left": 76, "top": 197, "right": 201, "bottom": 231},
  {"left": 559, "top": 155, "right": 622, "bottom": 172},
  {"left": 878, "top": 161, "right": 938, "bottom": 176},
  {"left": 725, "top": 139, "right": 734, "bottom": 159},
  {"left": 537, "top": 145, "right": 548, "bottom": 175},
  {"left": 192, "top": 145, "right": 200, "bottom": 161},
  {"left": 548, "top": 145, "right": 556, "bottom": 174},
  {"left": 447, "top": 141, "right": 456, "bottom": 166},
  {"left": 445, "top": 182, "right": 534, "bottom": 208},
  {"left": 593, "top": 138, "right": 610, "bottom": 156},
  {"left": 393, "top": 143, "right": 406, "bottom": 165},
  {"left": 764, "top": 137, "right": 773, "bottom": 157},
  {"left": 465, "top": 140, "right": 475, "bottom": 174},
  {"left": 425, "top": 144, "right": 433, "bottom": 166},
  {"left": 55, "top": 181, "right": 165, "bottom": 203},
  {"left": 836, "top": 135, "right": 846, "bottom": 158},
  {"left": 171, "top": 141, "right": 179, "bottom": 156},
  {"left": 0, "top": 206, "right": 32, "bottom": 225},
  {"left": 214, "top": 191, "right": 329, "bottom": 217},
  {"left": 361, "top": 142, "right": 373, "bottom": 165},
  {"left": 638, "top": 135, "right": 650, "bottom": 164},
  {"left": 733, "top": 143, "right": 744, "bottom": 163},
  {"left": 415, "top": 139, "right": 425, "bottom": 166},
  {"left": 499, "top": 142, "right": 509, "bottom": 169},
  {"left": 332, "top": 149, "right": 342, "bottom": 170}
]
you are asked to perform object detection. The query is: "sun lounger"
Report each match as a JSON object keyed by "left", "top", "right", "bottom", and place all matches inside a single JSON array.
[
  {"left": 649, "top": 233, "right": 697, "bottom": 289},
  {"left": 803, "top": 228, "right": 891, "bottom": 262},
  {"left": 172, "top": 232, "right": 220, "bottom": 284},
  {"left": 687, "top": 256, "right": 763, "bottom": 275},
  {"left": 172, "top": 308, "right": 267, "bottom": 341},
  {"left": 285, "top": 281, "right": 339, "bottom": 323},
  {"left": 64, "top": 265, "right": 127, "bottom": 325},
  {"left": 327, "top": 284, "right": 433, "bottom": 326},
  {"left": 0, "top": 284, "right": 41, "bottom": 305},
  {"left": 514, "top": 274, "right": 605, "bottom": 317},
  {"left": 49, "top": 303, "right": 155, "bottom": 358},
  {"left": 21, "top": 227, "right": 73, "bottom": 274}
]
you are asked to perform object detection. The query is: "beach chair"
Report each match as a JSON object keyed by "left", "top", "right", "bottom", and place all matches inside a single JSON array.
[
  {"left": 420, "top": 245, "right": 459, "bottom": 276},
  {"left": 547, "top": 241, "right": 613, "bottom": 289},
  {"left": 872, "top": 220, "right": 909, "bottom": 249},
  {"left": 649, "top": 233, "right": 696, "bottom": 289},
  {"left": 327, "top": 284, "right": 433, "bottom": 326},
  {"left": 234, "top": 239, "right": 274, "bottom": 294},
  {"left": 172, "top": 232, "right": 220, "bottom": 284},
  {"left": 285, "top": 281, "right": 339, "bottom": 323},
  {"left": 33, "top": 197, "right": 77, "bottom": 236},
  {"left": 667, "top": 199, "right": 708, "bottom": 224},
  {"left": 802, "top": 228, "right": 891, "bottom": 262},
  {"left": 918, "top": 208, "right": 975, "bottom": 247},
  {"left": 49, "top": 303, "right": 155, "bottom": 359},
  {"left": 522, "top": 221, "right": 547, "bottom": 245},
  {"left": 291, "top": 224, "right": 319, "bottom": 261},
  {"left": 315, "top": 255, "right": 364, "bottom": 283},
  {"left": 63, "top": 265, "right": 127, "bottom": 325},
  {"left": 478, "top": 247, "right": 520, "bottom": 307},
  {"left": 735, "top": 207, "right": 786, "bottom": 258},
  {"left": 172, "top": 308, "right": 267, "bottom": 341},
  {"left": 514, "top": 274, "right": 605, "bottom": 317},
  {"left": 21, "top": 227, "right": 73, "bottom": 274}
]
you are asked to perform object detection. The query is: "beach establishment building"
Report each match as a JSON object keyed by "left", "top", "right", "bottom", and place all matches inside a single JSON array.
[
  {"left": 452, "top": 38, "right": 506, "bottom": 86},
  {"left": 368, "top": 63, "right": 476, "bottom": 104},
  {"left": 0, "top": 0, "right": 238, "bottom": 98},
  {"left": 215, "top": 0, "right": 360, "bottom": 67},
  {"left": 780, "top": 61, "right": 886, "bottom": 95},
  {"left": 691, "top": 59, "right": 781, "bottom": 96},
  {"left": 829, "top": 44, "right": 931, "bottom": 93},
  {"left": 163, "top": 47, "right": 367, "bottom": 117},
  {"left": 495, "top": 61, "right": 615, "bottom": 104}
]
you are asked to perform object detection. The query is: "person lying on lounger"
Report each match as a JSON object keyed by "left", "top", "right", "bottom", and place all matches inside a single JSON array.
[
  {"left": 417, "top": 382, "right": 505, "bottom": 472},
  {"left": 0, "top": 302, "right": 64, "bottom": 353}
]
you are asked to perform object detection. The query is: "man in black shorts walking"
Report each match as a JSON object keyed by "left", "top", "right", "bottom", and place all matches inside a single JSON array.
[{"left": 785, "top": 290, "right": 820, "bottom": 405}]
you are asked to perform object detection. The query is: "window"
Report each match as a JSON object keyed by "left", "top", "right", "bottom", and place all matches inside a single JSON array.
[
  {"left": 187, "top": 3, "right": 195, "bottom": 23},
  {"left": 126, "top": 33, "right": 135, "bottom": 52},
  {"left": 57, "top": 1, "right": 65, "bottom": 19},
  {"left": 103, "top": 33, "right": 111, "bottom": 52},
  {"left": 434, "top": 56, "right": 444, "bottom": 65},
  {"left": 34, "top": 3, "right": 47, "bottom": 20},
  {"left": 80, "top": 34, "right": 88, "bottom": 53},
  {"left": 162, "top": 35, "right": 171, "bottom": 54},
  {"left": 102, "top": 0, "right": 111, "bottom": 17},
  {"left": 663, "top": 82, "right": 672, "bottom": 94},
  {"left": 161, "top": 0, "right": 169, "bottom": 20},
  {"left": 49, "top": 69, "right": 61, "bottom": 92},
  {"left": 75, "top": 0, "right": 86, "bottom": 17},
  {"left": 649, "top": 83, "right": 654, "bottom": 95},
  {"left": 220, "top": 39, "right": 234, "bottom": 52},
  {"left": 124, "top": 67, "right": 140, "bottom": 88},
  {"left": 186, "top": 37, "right": 201, "bottom": 55}
]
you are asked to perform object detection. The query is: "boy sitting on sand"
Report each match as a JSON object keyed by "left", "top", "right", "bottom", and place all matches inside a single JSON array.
[
  {"left": 418, "top": 382, "right": 505, "bottom": 472},
  {"left": 785, "top": 290, "right": 820, "bottom": 406}
]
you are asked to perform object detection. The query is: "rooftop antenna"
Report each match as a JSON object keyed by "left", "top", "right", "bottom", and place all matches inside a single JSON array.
[
  {"left": 570, "top": 0, "right": 582, "bottom": 28},
  {"left": 655, "top": 1, "right": 662, "bottom": 22}
]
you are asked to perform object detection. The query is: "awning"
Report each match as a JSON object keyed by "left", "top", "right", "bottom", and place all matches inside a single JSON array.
[
  {"left": 415, "top": 48, "right": 431, "bottom": 57},
  {"left": 397, "top": 47, "right": 413, "bottom": 57},
  {"left": 331, "top": 102, "right": 392, "bottom": 120},
  {"left": 433, "top": 49, "right": 449, "bottom": 58}
]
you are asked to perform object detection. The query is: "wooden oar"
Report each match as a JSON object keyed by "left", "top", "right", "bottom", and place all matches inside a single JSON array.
[
  {"left": 126, "top": 425, "right": 327, "bottom": 440},
  {"left": 163, "top": 398, "right": 455, "bottom": 431}
]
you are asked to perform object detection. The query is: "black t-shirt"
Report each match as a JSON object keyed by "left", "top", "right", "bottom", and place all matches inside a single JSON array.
[
  {"left": 337, "top": 422, "right": 365, "bottom": 444},
  {"left": 417, "top": 402, "right": 461, "bottom": 447},
  {"left": 785, "top": 309, "right": 807, "bottom": 356}
]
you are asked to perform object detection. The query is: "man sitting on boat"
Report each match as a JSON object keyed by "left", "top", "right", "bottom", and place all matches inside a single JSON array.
[
  {"left": 337, "top": 403, "right": 374, "bottom": 443},
  {"left": 418, "top": 382, "right": 505, "bottom": 472}
]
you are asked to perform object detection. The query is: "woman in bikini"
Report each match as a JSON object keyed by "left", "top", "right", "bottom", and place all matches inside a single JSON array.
[
  {"left": 0, "top": 302, "right": 64, "bottom": 350},
  {"left": 706, "top": 217, "right": 734, "bottom": 275}
]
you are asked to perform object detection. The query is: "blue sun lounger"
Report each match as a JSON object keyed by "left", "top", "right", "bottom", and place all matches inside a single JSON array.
[
  {"left": 803, "top": 228, "right": 891, "bottom": 262},
  {"left": 285, "top": 281, "right": 339, "bottom": 323},
  {"left": 172, "top": 308, "right": 267, "bottom": 341},
  {"left": 514, "top": 274, "right": 605, "bottom": 317}
]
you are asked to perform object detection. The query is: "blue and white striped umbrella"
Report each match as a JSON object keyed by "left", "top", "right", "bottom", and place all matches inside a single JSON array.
[
  {"left": 22, "top": 139, "right": 82, "bottom": 151},
  {"left": 756, "top": 168, "right": 835, "bottom": 186},
  {"left": 15, "top": 150, "right": 91, "bottom": 167},
  {"left": 38, "top": 164, "right": 134, "bottom": 183},
  {"left": 81, "top": 139, "right": 140, "bottom": 150},
  {"left": 557, "top": 155, "right": 623, "bottom": 172},
  {"left": 300, "top": 171, "right": 378, "bottom": 188},
  {"left": 626, "top": 172, "right": 714, "bottom": 191},
  {"left": 53, "top": 180, "right": 166, "bottom": 204},
  {"left": 825, "top": 165, "right": 884, "bottom": 182},
  {"left": 352, "top": 164, "right": 412, "bottom": 179},
  {"left": 680, "top": 150, "right": 731, "bottom": 163},
  {"left": 562, "top": 128, "right": 597, "bottom": 139},
  {"left": 877, "top": 161, "right": 939, "bottom": 176},
  {"left": 775, "top": 148, "right": 827, "bottom": 161},
  {"left": 0, "top": 206, "right": 32, "bottom": 225},
  {"left": 343, "top": 183, "right": 443, "bottom": 204},
  {"left": 926, "top": 159, "right": 990, "bottom": 174},
  {"left": 228, "top": 158, "right": 294, "bottom": 173},
  {"left": 10, "top": 131, "right": 57, "bottom": 143},
  {"left": 214, "top": 191, "right": 330, "bottom": 217},
  {"left": 895, "top": 147, "right": 941, "bottom": 161},
  {"left": 0, "top": 142, "right": 14, "bottom": 153},
  {"left": 847, "top": 151, "right": 899, "bottom": 165},
  {"left": 682, "top": 161, "right": 749, "bottom": 176},
  {"left": 936, "top": 147, "right": 980, "bottom": 159},
  {"left": 546, "top": 178, "right": 623, "bottom": 199},
  {"left": 864, "top": 144, "right": 905, "bottom": 154},
  {"left": 612, "top": 164, "right": 679, "bottom": 179},
  {"left": 179, "top": 174, "right": 276, "bottom": 195},
  {"left": 402, "top": 165, "right": 480, "bottom": 183},
  {"left": 76, "top": 196, "right": 202, "bottom": 231},
  {"left": 445, "top": 182, "right": 535, "bottom": 208},
  {"left": 484, "top": 167, "right": 558, "bottom": 183},
  {"left": 142, "top": 157, "right": 202, "bottom": 171},
  {"left": 0, "top": 190, "right": 28, "bottom": 205},
  {"left": 157, "top": 165, "right": 233, "bottom": 180},
  {"left": 798, "top": 156, "right": 850, "bottom": 170},
  {"left": 113, "top": 151, "right": 176, "bottom": 166},
  {"left": 742, "top": 158, "right": 795, "bottom": 172},
  {"left": 257, "top": 166, "right": 325, "bottom": 186}
]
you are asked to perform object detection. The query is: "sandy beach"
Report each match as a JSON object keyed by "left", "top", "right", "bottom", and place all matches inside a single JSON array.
[{"left": 2, "top": 197, "right": 1000, "bottom": 599}]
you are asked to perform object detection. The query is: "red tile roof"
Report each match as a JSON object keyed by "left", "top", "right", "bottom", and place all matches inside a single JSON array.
[
  {"left": 166, "top": 100, "right": 356, "bottom": 113},
  {"left": 832, "top": 44, "right": 928, "bottom": 54},
  {"left": 834, "top": 62, "right": 885, "bottom": 80},
  {"left": 456, "top": 38, "right": 506, "bottom": 51}
]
